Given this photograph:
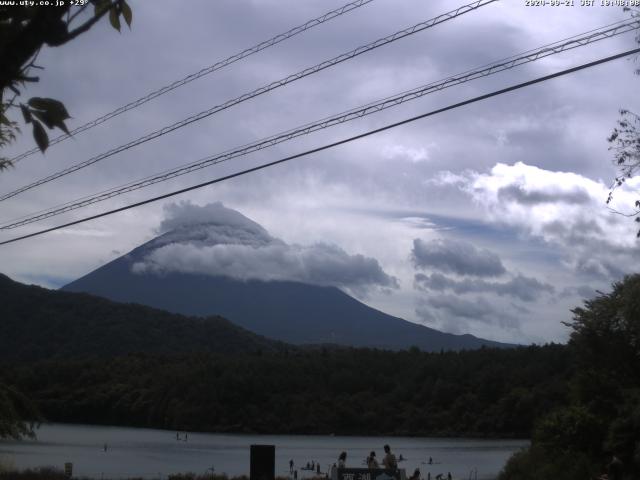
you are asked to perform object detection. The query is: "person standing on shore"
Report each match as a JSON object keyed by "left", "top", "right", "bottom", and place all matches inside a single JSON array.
[
  {"left": 338, "top": 451, "right": 347, "bottom": 468},
  {"left": 367, "top": 451, "right": 379, "bottom": 468},
  {"left": 382, "top": 445, "right": 398, "bottom": 470}
]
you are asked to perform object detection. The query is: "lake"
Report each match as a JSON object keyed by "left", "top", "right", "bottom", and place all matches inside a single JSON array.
[{"left": 0, "top": 423, "right": 528, "bottom": 480}]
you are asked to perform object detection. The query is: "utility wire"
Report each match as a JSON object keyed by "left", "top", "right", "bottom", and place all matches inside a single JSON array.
[
  {"left": 1, "top": 46, "right": 638, "bottom": 247},
  {"left": 3, "top": 17, "right": 638, "bottom": 230},
  {"left": 8, "top": 0, "right": 377, "bottom": 164},
  {"left": 0, "top": 0, "right": 497, "bottom": 203}
]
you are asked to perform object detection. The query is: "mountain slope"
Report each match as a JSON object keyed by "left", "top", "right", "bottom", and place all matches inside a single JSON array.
[
  {"left": 0, "top": 273, "right": 282, "bottom": 361},
  {"left": 62, "top": 230, "right": 511, "bottom": 351}
]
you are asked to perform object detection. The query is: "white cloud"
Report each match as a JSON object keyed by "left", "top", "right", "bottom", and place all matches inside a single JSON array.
[
  {"left": 433, "top": 162, "right": 640, "bottom": 281},
  {"left": 383, "top": 144, "right": 431, "bottom": 163},
  {"left": 132, "top": 202, "right": 399, "bottom": 296},
  {"left": 456, "top": 162, "right": 639, "bottom": 247}
]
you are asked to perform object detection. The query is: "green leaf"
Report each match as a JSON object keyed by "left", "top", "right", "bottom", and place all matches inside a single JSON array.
[
  {"left": 31, "top": 110, "right": 71, "bottom": 135},
  {"left": 31, "top": 110, "right": 56, "bottom": 129},
  {"left": 32, "top": 121, "right": 49, "bottom": 153},
  {"left": 109, "top": 6, "right": 121, "bottom": 31},
  {"left": 57, "top": 120, "right": 71, "bottom": 136},
  {"left": 93, "top": 0, "right": 111, "bottom": 16},
  {"left": 27, "top": 97, "right": 72, "bottom": 136},
  {"left": 27, "top": 97, "right": 70, "bottom": 120},
  {"left": 0, "top": 159, "right": 12, "bottom": 171},
  {"left": 121, "top": 0, "right": 132, "bottom": 27},
  {"left": 20, "top": 104, "right": 32, "bottom": 124}
]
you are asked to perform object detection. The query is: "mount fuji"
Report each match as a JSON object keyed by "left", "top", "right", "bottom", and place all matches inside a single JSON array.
[{"left": 62, "top": 202, "right": 511, "bottom": 351}]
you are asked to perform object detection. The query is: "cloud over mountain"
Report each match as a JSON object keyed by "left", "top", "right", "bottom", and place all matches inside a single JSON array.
[
  {"left": 132, "top": 202, "right": 398, "bottom": 295},
  {"left": 410, "top": 234, "right": 554, "bottom": 334},
  {"left": 411, "top": 237, "right": 506, "bottom": 277},
  {"left": 416, "top": 295, "right": 520, "bottom": 333},
  {"left": 414, "top": 271, "right": 554, "bottom": 302}
]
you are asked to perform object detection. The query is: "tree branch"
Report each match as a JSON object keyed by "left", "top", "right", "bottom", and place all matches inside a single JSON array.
[
  {"left": 68, "top": 3, "right": 91, "bottom": 24},
  {"left": 64, "top": 2, "right": 115, "bottom": 43},
  {"left": 606, "top": 206, "right": 640, "bottom": 218}
]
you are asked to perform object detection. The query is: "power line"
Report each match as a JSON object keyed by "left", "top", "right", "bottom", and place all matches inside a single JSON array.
[
  {"left": 3, "top": 17, "right": 638, "bottom": 230},
  {"left": 1, "top": 46, "right": 638, "bottom": 247},
  {"left": 8, "top": 0, "right": 377, "bottom": 164},
  {"left": 3, "top": 17, "right": 636, "bottom": 228},
  {"left": 0, "top": 0, "right": 497, "bottom": 203}
]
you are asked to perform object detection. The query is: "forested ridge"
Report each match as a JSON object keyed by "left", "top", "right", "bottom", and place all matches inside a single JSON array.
[
  {"left": 2, "top": 273, "right": 640, "bottom": 479},
  {"left": 2, "top": 344, "right": 571, "bottom": 438},
  {"left": 0, "top": 273, "right": 284, "bottom": 360},
  {"left": 3, "top": 272, "right": 569, "bottom": 439}
]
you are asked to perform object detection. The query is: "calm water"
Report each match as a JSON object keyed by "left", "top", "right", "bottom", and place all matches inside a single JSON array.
[{"left": 0, "top": 423, "right": 528, "bottom": 480}]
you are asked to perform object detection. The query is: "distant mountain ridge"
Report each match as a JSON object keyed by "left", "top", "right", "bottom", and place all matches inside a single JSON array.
[
  {"left": 0, "top": 273, "right": 282, "bottom": 361},
  {"left": 62, "top": 214, "right": 513, "bottom": 351}
]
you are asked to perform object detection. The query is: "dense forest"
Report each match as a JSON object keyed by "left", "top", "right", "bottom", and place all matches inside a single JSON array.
[
  {"left": 499, "top": 274, "right": 640, "bottom": 480},
  {"left": 2, "top": 344, "right": 570, "bottom": 438},
  {"left": 2, "top": 274, "right": 639, "bottom": 479}
]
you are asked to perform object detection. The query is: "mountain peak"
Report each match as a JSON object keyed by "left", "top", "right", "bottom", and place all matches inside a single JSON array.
[
  {"left": 62, "top": 202, "right": 514, "bottom": 351},
  {"left": 141, "top": 202, "right": 276, "bottom": 252}
]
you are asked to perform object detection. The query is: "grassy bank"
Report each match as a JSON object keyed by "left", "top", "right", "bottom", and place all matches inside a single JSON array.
[{"left": 0, "top": 468, "right": 309, "bottom": 480}]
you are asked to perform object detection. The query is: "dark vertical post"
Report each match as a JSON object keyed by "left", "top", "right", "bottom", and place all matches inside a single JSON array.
[{"left": 250, "top": 444, "right": 275, "bottom": 480}]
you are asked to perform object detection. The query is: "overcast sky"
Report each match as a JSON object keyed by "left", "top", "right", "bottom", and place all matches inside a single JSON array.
[{"left": 1, "top": 0, "right": 639, "bottom": 344}]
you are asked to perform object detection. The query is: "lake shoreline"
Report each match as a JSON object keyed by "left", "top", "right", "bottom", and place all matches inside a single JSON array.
[
  {"left": 21, "top": 421, "right": 530, "bottom": 442},
  {"left": 0, "top": 423, "right": 528, "bottom": 480}
]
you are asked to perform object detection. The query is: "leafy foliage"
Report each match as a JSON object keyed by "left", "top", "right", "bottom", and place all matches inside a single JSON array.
[
  {"left": 0, "top": 0, "right": 132, "bottom": 160},
  {"left": 0, "top": 469, "right": 259, "bottom": 480},
  {"left": 607, "top": 8, "right": 640, "bottom": 235},
  {"left": 607, "top": 109, "right": 640, "bottom": 234},
  {"left": 500, "top": 274, "right": 640, "bottom": 480},
  {"left": 0, "top": 467, "right": 70, "bottom": 480},
  {"left": 0, "top": 382, "right": 39, "bottom": 440},
  {"left": 0, "top": 103, "right": 18, "bottom": 170},
  {"left": 499, "top": 444, "right": 595, "bottom": 480}
]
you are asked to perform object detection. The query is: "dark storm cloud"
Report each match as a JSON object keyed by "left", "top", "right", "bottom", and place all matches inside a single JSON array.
[
  {"left": 133, "top": 202, "right": 399, "bottom": 295},
  {"left": 411, "top": 238, "right": 506, "bottom": 277},
  {"left": 414, "top": 271, "right": 555, "bottom": 302},
  {"left": 428, "top": 294, "right": 495, "bottom": 319},
  {"left": 416, "top": 295, "right": 521, "bottom": 330}
]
